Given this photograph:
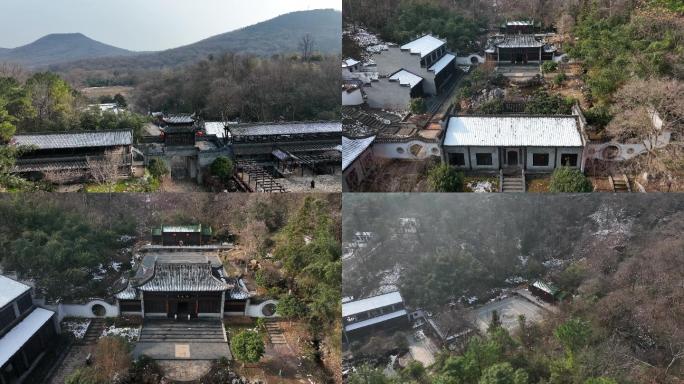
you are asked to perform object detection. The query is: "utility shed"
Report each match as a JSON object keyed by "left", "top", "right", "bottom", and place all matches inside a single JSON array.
[
  {"left": 529, "top": 280, "right": 560, "bottom": 303},
  {"left": 442, "top": 115, "right": 585, "bottom": 172},
  {"left": 342, "top": 291, "right": 409, "bottom": 342},
  {"left": 152, "top": 224, "right": 212, "bottom": 246}
]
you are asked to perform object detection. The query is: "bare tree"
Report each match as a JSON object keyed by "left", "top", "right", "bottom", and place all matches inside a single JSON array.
[
  {"left": 87, "top": 150, "right": 123, "bottom": 194},
  {"left": 299, "top": 33, "right": 315, "bottom": 61},
  {"left": 42, "top": 167, "right": 83, "bottom": 189}
]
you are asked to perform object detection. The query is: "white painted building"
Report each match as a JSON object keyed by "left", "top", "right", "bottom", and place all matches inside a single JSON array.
[{"left": 441, "top": 116, "right": 586, "bottom": 172}]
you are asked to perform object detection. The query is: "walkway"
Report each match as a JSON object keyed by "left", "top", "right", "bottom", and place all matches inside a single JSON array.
[{"left": 133, "top": 320, "right": 231, "bottom": 360}]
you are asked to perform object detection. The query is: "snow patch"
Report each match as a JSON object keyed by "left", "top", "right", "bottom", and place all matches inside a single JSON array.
[
  {"left": 101, "top": 325, "right": 140, "bottom": 342},
  {"left": 467, "top": 180, "right": 494, "bottom": 193},
  {"left": 62, "top": 319, "right": 91, "bottom": 339}
]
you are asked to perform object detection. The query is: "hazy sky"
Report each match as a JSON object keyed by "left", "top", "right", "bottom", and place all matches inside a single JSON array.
[{"left": 0, "top": 0, "right": 341, "bottom": 51}]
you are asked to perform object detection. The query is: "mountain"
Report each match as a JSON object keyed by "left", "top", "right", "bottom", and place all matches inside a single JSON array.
[
  {"left": 47, "top": 9, "right": 342, "bottom": 72},
  {"left": 0, "top": 33, "right": 134, "bottom": 68}
]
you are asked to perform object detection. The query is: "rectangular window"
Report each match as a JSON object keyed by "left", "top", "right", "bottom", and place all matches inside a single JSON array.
[
  {"left": 476, "top": 153, "right": 493, "bottom": 166},
  {"left": 0, "top": 306, "right": 16, "bottom": 332},
  {"left": 448, "top": 152, "right": 466, "bottom": 166},
  {"left": 560, "top": 153, "right": 578, "bottom": 167},
  {"left": 532, "top": 153, "right": 549, "bottom": 166},
  {"left": 16, "top": 294, "right": 32, "bottom": 314}
]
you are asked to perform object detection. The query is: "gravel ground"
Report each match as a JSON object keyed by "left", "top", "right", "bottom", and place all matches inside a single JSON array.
[{"left": 279, "top": 174, "right": 342, "bottom": 193}]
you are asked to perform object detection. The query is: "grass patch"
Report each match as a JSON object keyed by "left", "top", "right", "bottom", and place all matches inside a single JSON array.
[
  {"left": 85, "top": 172, "right": 160, "bottom": 192},
  {"left": 527, "top": 176, "right": 551, "bottom": 192}
]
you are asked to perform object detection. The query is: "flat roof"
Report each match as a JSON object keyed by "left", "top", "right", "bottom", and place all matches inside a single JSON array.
[
  {"left": 443, "top": 116, "right": 583, "bottom": 147},
  {"left": 0, "top": 307, "right": 54, "bottom": 367},
  {"left": 401, "top": 35, "right": 446, "bottom": 58},
  {"left": 11, "top": 130, "right": 133, "bottom": 150},
  {"left": 228, "top": 122, "right": 342, "bottom": 137},
  {"left": 342, "top": 291, "right": 404, "bottom": 317},
  {"left": 429, "top": 53, "right": 456, "bottom": 75},
  {"left": 0, "top": 276, "right": 31, "bottom": 309},
  {"left": 389, "top": 69, "right": 423, "bottom": 88},
  {"left": 342, "top": 136, "right": 375, "bottom": 171},
  {"left": 345, "top": 309, "right": 408, "bottom": 331}
]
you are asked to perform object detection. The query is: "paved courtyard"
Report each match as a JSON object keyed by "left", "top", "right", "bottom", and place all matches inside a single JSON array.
[
  {"left": 406, "top": 329, "right": 438, "bottom": 367},
  {"left": 157, "top": 360, "right": 213, "bottom": 382},
  {"left": 471, "top": 295, "right": 546, "bottom": 333}
]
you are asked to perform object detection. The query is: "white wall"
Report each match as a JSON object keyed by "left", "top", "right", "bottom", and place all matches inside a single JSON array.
[
  {"left": 41, "top": 299, "right": 119, "bottom": 322},
  {"left": 469, "top": 147, "right": 499, "bottom": 170},
  {"left": 525, "top": 147, "right": 556, "bottom": 172},
  {"left": 373, "top": 141, "right": 441, "bottom": 160},
  {"left": 245, "top": 299, "right": 279, "bottom": 318},
  {"left": 342, "top": 88, "right": 364, "bottom": 106},
  {"left": 372, "top": 47, "right": 438, "bottom": 95},
  {"left": 364, "top": 79, "right": 412, "bottom": 110}
]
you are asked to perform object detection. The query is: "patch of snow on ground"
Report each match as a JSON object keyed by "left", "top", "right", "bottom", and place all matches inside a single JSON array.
[
  {"left": 62, "top": 319, "right": 91, "bottom": 339},
  {"left": 371, "top": 264, "right": 403, "bottom": 295},
  {"left": 589, "top": 205, "right": 633, "bottom": 240},
  {"left": 118, "top": 235, "right": 135, "bottom": 243},
  {"left": 542, "top": 258, "right": 565, "bottom": 268},
  {"left": 518, "top": 255, "right": 529, "bottom": 266},
  {"left": 344, "top": 26, "right": 390, "bottom": 57},
  {"left": 505, "top": 276, "right": 526, "bottom": 284},
  {"left": 467, "top": 180, "right": 494, "bottom": 193},
  {"left": 101, "top": 325, "right": 140, "bottom": 342},
  {"left": 111, "top": 261, "right": 122, "bottom": 272}
]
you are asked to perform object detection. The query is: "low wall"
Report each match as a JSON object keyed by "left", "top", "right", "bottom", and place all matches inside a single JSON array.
[
  {"left": 245, "top": 299, "right": 279, "bottom": 318},
  {"left": 40, "top": 299, "right": 119, "bottom": 322},
  {"left": 373, "top": 140, "right": 441, "bottom": 160}
]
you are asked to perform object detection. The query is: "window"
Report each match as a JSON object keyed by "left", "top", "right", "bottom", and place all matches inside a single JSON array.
[
  {"left": 560, "top": 153, "right": 578, "bottom": 167},
  {"left": 532, "top": 153, "right": 550, "bottom": 166},
  {"left": 16, "top": 294, "right": 32, "bottom": 314},
  {"left": 476, "top": 153, "right": 493, "bottom": 166},
  {"left": 449, "top": 152, "right": 466, "bottom": 166},
  {"left": 0, "top": 306, "right": 16, "bottom": 331}
]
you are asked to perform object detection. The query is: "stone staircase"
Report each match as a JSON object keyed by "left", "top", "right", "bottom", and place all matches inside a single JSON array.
[
  {"left": 611, "top": 174, "right": 631, "bottom": 192},
  {"left": 502, "top": 174, "right": 525, "bottom": 192},
  {"left": 80, "top": 319, "right": 105, "bottom": 345},
  {"left": 265, "top": 320, "right": 286, "bottom": 345},
  {"left": 139, "top": 320, "right": 225, "bottom": 343}
]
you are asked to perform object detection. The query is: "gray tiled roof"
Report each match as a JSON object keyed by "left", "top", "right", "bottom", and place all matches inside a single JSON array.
[
  {"left": 11, "top": 130, "right": 132, "bottom": 150},
  {"left": 162, "top": 115, "right": 195, "bottom": 124},
  {"left": 137, "top": 263, "right": 228, "bottom": 292},
  {"left": 493, "top": 34, "right": 544, "bottom": 48},
  {"left": 342, "top": 136, "right": 375, "bottom": 171},
  {"left": 229, "top": 122, "right": 342, "bottom": 137}
]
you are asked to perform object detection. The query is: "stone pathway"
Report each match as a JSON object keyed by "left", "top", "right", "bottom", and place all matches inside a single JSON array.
[
  {"left": 157, "top": 360, "right": 213, "bottom": 382},
  {"left": 49, "top": 345, "right": 93, "bottom": 384}
]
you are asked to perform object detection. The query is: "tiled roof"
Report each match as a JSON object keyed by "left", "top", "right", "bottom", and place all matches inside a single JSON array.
[
  {"left": 342, "top": 291, "right": 404, "bottom": 317},
  {"left": 162, "top": 225, "right": 202, "bottom": 233},
  {"left": 389, "top": 69, "right": 423, "bottom": 88},
  {"left": 429, "top": 53, "right": 456, "bottom": 74},
  {"left": 12, "top": 159, "right": 89, "bottom": 173},
  {"left": 401, "top": 35, "right": 446, "bottom": 58},
  {"left": 494, "top": 34, "right": 544, "bottom": 48},
  {"left": 443, "top": 116, "right": 584, "bottom": 147},
  {"left": 11, "top": 130, "right": 132, "bottom": 150},
  {"left": 0, "top": 275, "right": 31, "bottom": 309},
  {"left": 162, "top": 115, "right": 195, "bottom": 124},
  {"left": 507, "top": 21, "right": 533, "bottom": 26},
  {"left": 228, "top": 122, "right": 342, "bottom": 136},
  {"left": 342, "top": 136, "right": 375, "bottom": 171},
  {"left": 137, "top": 263, "right": 228, "bottom": 292},
  {"left": 345, "top": 309, "right": 407, "bottom": 331}
]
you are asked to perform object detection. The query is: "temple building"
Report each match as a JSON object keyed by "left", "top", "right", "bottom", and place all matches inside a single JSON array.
[
  {"left": 151, "top": 225, "right": 213, "bottom": 246},
  {"left": 342, "top": 291, "right": 409, "bottom": 342},
  {"left": 485, "top": 21, "right": 557, "bottom": 64},
  {"left": 0, "top": 275, "right": 57, "bottom": 384},
  {"left": 10, "top": 130, "right": 134, "bottom": 182}
]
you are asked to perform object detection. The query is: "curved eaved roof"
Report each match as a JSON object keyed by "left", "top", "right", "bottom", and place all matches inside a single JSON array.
[{"left": 137, "top": 263, "right": 228, "bottom": 292}]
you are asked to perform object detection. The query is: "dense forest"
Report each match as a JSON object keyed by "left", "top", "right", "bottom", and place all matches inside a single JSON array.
[
  {"left": 343, "top": 194, "right": 683, "bottom": 383},
  {"left": 132, "top": 54, "right": 340, "bottom": 121}
]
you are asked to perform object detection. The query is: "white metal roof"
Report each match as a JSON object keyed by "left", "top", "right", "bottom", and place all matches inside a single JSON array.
[
  {"left": 429, "top": 53, "right": 455, "bottom": 74},
  {"left": 204, "top": 122, "right": 236, "bottom": 139},
  {"left": 345, "top": 309, "right": 408, "bottom": 331},
  {"left": 0, "top": 307, "right": 54, "bottom": 367},
  {"left": 389, "top": 70, "right": 423, "bottom": 88},
  {"left": 342, "top": 58, "right": 360, "bottom": 68},
  {"left": 401, "top": 35, "right": 445, "bottom": 58},
  {"left": 229, "top": 122, "right": 342, "bottom": 136},
  {"left": 342, "top": 136, "right": 375, "bottom": 171},
  {"left": 0, "top": 276, "right": 31, "bottom": 309},
  {"left": 443, "top": 116, "right": 583, "bottom": 147},
  {"left": 507, "top": 21, "right": 533, "bottom": 26},
  {"left": 342, "top": 291, "right": 404, "bottom": 317}
]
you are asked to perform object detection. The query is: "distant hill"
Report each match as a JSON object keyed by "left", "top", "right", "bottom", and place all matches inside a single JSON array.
[
  {"left": 48, "top": 9, "right": 342, "bottom": 72},
  {"left": 0, "top": 33, "right": 134, "bottom": 68}
]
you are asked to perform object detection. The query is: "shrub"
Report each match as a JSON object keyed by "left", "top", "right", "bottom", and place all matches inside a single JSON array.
[
  {"left": 427, "top": 163, "right": 464, "bottom": 192},
  {"left": 231, "top": 330, "right": 265, "bottom": 365},
  {"left": 550, "top": 167, "right": 593, "bottom": 192},
  {"left": 147, "top": 158, "right": 168, "bottom": 180},
  {"left": 410, "top": 98, "right": 427, "bottom": 114},
  {"left": 542, "top": 61, "right": 558, "bottom": 73},
  {"left": 554, "top": 73, "right": 568, "bottom": 86},
  {"left": 210, "top": 156, "right": 234, "bottom": 182}
]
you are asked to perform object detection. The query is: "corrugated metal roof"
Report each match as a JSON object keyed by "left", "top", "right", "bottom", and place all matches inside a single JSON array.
[
  {"left": 162, "top": 225, "right": 202, "bottom": 233},
  {"left": 0, "top": 308, "right": 54, "bottom": 367},
  {"left": 507, "top": 21, "right": 533, "bottom": 26},
  {"left": 532, "top": 280, "right": 559, "bottom": 295},
  {"left": 342, "top": 136, "right": 375, "bottom": 171},
  {"left": 0, "top": 275, "right": 31, "bottom": 309},
  {"left": 345, "top": 309, "right": 407, "bottom": 331},
  {"left": 401, "top": 35, "right": 446, "bottom": 58},
  {"left": 137, "top": 263, "right": 228, "bottom": 292},
  {"left": 494, "top": 34, "right": 544, "bottom": 48},
  {"left": 343, "top": 291, "right": 404, "bottom": 317},
  {"left": 229, "top": 122, "right": 342, "bottom": 136},
  {"left": 429, "top": 53, "right": 455, "bottom": 74},
  {"left": 443, "top": 116, "right": 583, "bottom": 147},
  {"left": 11, "top": 130, "right": 132, "bottom": 150},
  {"left": 389, "top": 69, "right": 423, "bottom": 88}
]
